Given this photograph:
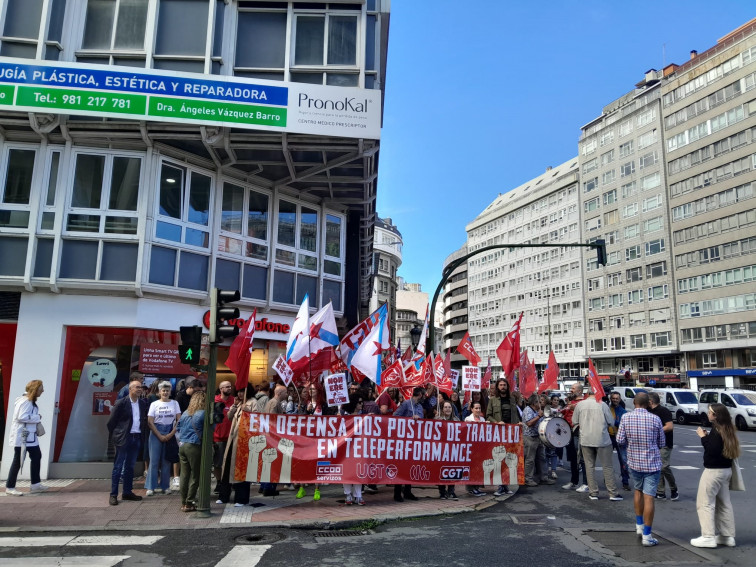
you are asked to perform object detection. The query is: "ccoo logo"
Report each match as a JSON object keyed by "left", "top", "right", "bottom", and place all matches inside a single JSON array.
[{"left": 409, "top": 465, "right": 430, "bottom": 482}]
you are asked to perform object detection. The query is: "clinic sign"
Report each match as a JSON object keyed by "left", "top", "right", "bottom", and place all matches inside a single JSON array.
[{"left": 0, "top": 58, "right": 381, "bottom": 139}]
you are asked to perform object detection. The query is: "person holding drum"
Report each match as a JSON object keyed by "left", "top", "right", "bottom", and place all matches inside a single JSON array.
[
  {"left": 522, "top": 394, "right": 555, "bottom": 487},
  {"left": 486, "top": 379, "right": 520, "bottom": 496}
]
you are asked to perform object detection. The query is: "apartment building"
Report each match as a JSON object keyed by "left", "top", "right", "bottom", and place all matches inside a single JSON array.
[
  {"left": 661, "top": 20, "right": 756, "bottom": 389},
  {"left": 369, "top": 217, "right": 402, "bottom": 338},
  {"left": 441, "top": 245, "right": 468, "bottom": 371},
  {"left": 466, "top": 159, "right": 586, "bottom": 382}
]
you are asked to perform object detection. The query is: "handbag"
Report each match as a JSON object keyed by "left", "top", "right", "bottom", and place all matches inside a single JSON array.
[
  {"left": 730, "top": 458, "right": 745, "bottom": 491},
  {"left": 36, "top": 422, "right": 46, "bottom": 437}
]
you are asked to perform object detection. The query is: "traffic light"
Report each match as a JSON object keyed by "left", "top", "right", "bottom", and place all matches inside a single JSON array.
[
  {"left": 594, "top": 239, "right": 607, "bottom": 267},
  {"left": 178, "top": 325, "right": 203, "bottom": 365},
  {"left": 210, "top": 288, "right": 240, "bottom": 343}
]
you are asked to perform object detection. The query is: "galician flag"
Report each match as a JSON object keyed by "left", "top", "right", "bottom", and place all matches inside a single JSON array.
[
  {"left": 285, "top": 294, "right": 309, "bottom": 361},
  {"left": 289, "top": 301, "right": 339, "bottom": 363},
  {"left": 349, "top": 308, "right": 388, "bottom": 386}
]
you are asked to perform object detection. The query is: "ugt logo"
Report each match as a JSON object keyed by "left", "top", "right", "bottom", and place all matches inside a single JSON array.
[{"left": 409, "top": 465, "right": 430, "bottom": 482}]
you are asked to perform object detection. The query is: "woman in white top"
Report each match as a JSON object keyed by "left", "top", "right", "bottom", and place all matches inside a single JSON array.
[
  {"left": 146, "top": 381, "right": 181, "bottom": 495},
  {"left": 5, "top": 380, "right": 47, "bottom": 496},
  {"left": 464, "top": 401, "right": 487, "bottom": 496}
]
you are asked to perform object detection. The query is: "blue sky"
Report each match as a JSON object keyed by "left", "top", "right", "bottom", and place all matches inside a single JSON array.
[{"left": 376, "top": 1, "right": 755, "bottom": 296}]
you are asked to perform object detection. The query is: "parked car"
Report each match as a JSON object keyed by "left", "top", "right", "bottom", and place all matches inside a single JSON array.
[
  {"left": 610, "top": 386, "right": 649, "bottom": 408},
  {"left": 657, "top": 388, "right": 700, "bottom": 424},
  {"left": 698, "top": 389, "right": 756, "bottom": 430}
]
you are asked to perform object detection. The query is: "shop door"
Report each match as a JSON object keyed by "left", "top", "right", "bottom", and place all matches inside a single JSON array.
[{"left": 0, "top": 322, "right": 18, "bottom": 457}]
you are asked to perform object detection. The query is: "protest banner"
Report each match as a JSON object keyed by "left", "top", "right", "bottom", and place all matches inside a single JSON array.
[
  {"left": 461, "top": 366, "right": 481, "bottom": 392},
  {"left": 325, "top": 373, "right": 348, "bottom": 407},
  {"left": 272, "top": 355, "right": 294, "bottom": 386},
  {"left": 450, "top": 369, "right": 460, "bottom": 388},
  {"left": 233, "top": 413, "right": 524, "bottom": 486}
]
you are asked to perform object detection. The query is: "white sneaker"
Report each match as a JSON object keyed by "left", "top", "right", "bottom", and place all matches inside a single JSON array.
[
  {"left": 550, "top": 471, "right": 557, "bottom": 479},
  {"left": 146, "top": 489, "right": 154, "bottom": 496},
  {"left": 636, "top": 524, "right": 644, "bottom": 537},
  {"left": 576, "top": 484, "right": 590, "bottom": 493},
  {"left": 5, "top": 488, "right": 23, "bottom": 496},
  {"left": 716, "top": 536, "right": 735, "bottom": 547},
  {"left": 30, "top": 483, "right": 49, "bottom": 493},
  {"left": 171, "top": 477, "right": 180, "bottom": 488},
  {"left": 642, "top": 535, "right": 659, "bottom": 547},
  {"left": 164, "top": 488, "right": 171, "bottom": 495},
  {"left": 562, "top": 482, "right": 578, "bottom": 490},
  {"left": 690, "top": 536, "right": 717, "bottom": 548}
]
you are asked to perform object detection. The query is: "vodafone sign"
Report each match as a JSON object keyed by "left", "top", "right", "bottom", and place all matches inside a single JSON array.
[{"left": 202, "top": 311, "right": 291, "bottom": 340}]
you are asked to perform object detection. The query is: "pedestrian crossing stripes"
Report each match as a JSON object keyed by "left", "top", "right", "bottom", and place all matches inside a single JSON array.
[
  {"left": 678, "top": 450, "right": 701, "bottom": 453},
  {"left": 0, "top": 535, "right": 163, "bottom": 547},
  {"left": 0, "top": 557, "right": 129, "bottom": 567},
  {"left": 215, "top": 545, "right": 270, "bottom": 567},
  {"left": 669, "top": 465, "right": 699, "bottom": 470}
]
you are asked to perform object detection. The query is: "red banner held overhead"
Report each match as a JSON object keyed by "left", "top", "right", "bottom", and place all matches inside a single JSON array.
[{"left": 233, "top": 413, "right": 524, "bottom": 486}]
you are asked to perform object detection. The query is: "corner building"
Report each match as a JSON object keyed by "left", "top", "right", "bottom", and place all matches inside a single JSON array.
[
  {"left": 0, "top": 0, "right": 389, "bottom": 479},
  {"left": 661, "top": 20, "right": 756, "bottom": 389}
]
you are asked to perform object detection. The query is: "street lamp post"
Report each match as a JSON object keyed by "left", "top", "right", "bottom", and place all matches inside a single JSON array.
[{"left": 409, "top": 323, "right": 421, "bottom": 352}]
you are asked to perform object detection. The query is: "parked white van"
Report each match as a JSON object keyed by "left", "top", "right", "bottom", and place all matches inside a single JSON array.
[
  {"left": 657, "top": 388, "right": 700, "bottom": 424},
  {"left": 610, "top": 386, "right": 650, "bottom": 408},
  {"left": 698, "top": 389, "right": 756, "bottom": 430}
]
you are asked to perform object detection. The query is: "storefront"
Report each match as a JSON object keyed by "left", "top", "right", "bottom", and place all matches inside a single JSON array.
[
  {"left": 687, "top": 369, "right": 756, "bottom": 391},
  {"left": 638, "top": 373, "right": 686, "bottom": 388}
]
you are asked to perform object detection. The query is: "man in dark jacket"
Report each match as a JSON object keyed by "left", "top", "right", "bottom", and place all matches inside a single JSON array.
[{"left": 107, "top": 380, "right": 149, "bottom": 506}]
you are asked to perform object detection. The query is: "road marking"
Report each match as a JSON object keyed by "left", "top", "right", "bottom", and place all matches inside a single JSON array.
[
  {"left": 0, "top": 535, "right": 163, "bottom": 547},
  {"left": 215, "top": 545, "right": 270, "bottom": 567},
  {"left": 670, "top": 465, "right": 699, "bottom": 470},
  {"left": 745, "top": 449, "right": 756, "bottom": 453},
  {"left": 0, "top": 557, "right": 129, "bottom": 567},
  {"left": 679, "top": 450, "right": 701, "bottom": 453}
]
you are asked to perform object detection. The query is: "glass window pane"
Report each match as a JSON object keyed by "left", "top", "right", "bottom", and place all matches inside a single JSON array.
[
  {"left": 104, "top": 216, "right": 138, "bottom": 234},
  {"left": 154, "top": 0, "right": 208, "bottom": 56},
  {"left": 40, "top": 211, "right": 54, "bottom": 230},
  {"left": 275, "top": 248, "right": 295, "bottom": 266},
  {"left": 235, "top": 11, "right": 286, "bottom": 68},
  {"left": 3, "top": 149, "right": 36, "bottom": 204},
  {"left": 100, "top": 242, "right": 137, "bottom": 281},
  {"left": 242, "top": 264, "right": 267, "bottom": 300},
  {"left": 114, "top": 0, "right": 148, "bottom": 49},
  {"left": 277, "top": 200, "right": 296, "bottom": 247},
  {"left": 324, "top": 259, "right": 341, "bottom": 276},
  {"left": 325, "top": 214, "right": 341, "bottom": 257},
  {"left": 326, "top": 73, "right": 358, "bottom": 86},
  {"left": 298, "top": 254, "right": 316, "bottom": 271},
  {"left": 294, "top": 16, "right": 324, "bottom": 65},
  {"left": 218, "top": 235, "right": 243, "bottom": 255},
  {"left": 33, "top": 238, "right": 54, "bottom": 278},
  {"left": 245, "top": 242, "right": 267, "bottom": 261},
  {"left": 184, "top": 228, "right": 209, "bottom": 248},
  {"left": 213, "top": 0, "right": 224, "bottom": 57},
  {"left": 3, "top": 0, "right": 43, "bottom": 39},
  {"left": 323, "top": 279, "right": 341, "bottom": 311},
  {"left": 0, "top": 210, "right": 29, "bottom": 228},
  {"left": 152, "top": 59, "right": 205, "bottom": 73},
  {"left": 46, "top": 151, "right": 60, "bottom": 206},
  {"left": 0, "top": 236, "right": 27, "bottom": 276},
  {"left": 156, "top": 220, "right": 181, "bottom": 242},
  {"left": 300, "top": 207, "right": 318, "bottom": 252},
  {"left": 149, "top": 245, "right": 176, "bottom": 285},
  {"left": 327, "top": 16, "right": 356, "bottom": 65},
  {"left": 273, "top": 269, "right": 294, "bottom": 303},
  {"left": 215, "top": 258, "right": 240, "bottom": 290},
  {"left": 188, "top": 172, "right": 211, "bottom": 225},
  {"left": 0, "top": 42, "right": 37, "bottom": 58},
  {"left": 159, "top": 164, "right": 183, "bottom": 218},
  {"left": 81, "top": 0, "right": 115, "bottom": 49},
  {"left": 177, "top": 250, "right": 208, "bottom": 291},
  {"left": 59, "top": 239, "right": 98, "bottom": 279},
  {"left": 47, "top": 0, "right": 67, "bottom": 43},
  {"left": 221, "top": 183, "right": 244, "bottom": 233},
  {"left": 296, "top": 274, "right": 317, "bottom": 305},
  {"left": 290, "top": 72, "right": 323, "bottom": 84},
  {"left": 247, "top": 190, "right": 268, "bottom": 240},
  {"left": 109, "top": 156, "right": 141, "bottom": 211},
  {"left": 66, "top": 214, "right": 100, "bottom": 232},
  {"left": 365, "top": 14, "right": 376, "bottom": 70},
  {"left": 71, "top": 154, "right": 105, "bottom": 208}
]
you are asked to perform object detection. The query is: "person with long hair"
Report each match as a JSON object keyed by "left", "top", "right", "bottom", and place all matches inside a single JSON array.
[
  {"left": 145, "top": 381, "right": 181, "bottom": 496},
  {"left": 176, "top": 391, "right": 206, "bottom": 512},
  {"left": 296, "top": 381, "right": 335, "bottom": 501},
  {"left": 486, "top": 378, "right": 520, "bottom": 496},
  {"left": 691, "top": 403, "right": 741, "bottom": 548},
  {"left": 465, "top": 401, "right": 487, "bottom": 496},
  {"left": 342, "top": 394, "right": 366, "bottom": 505},
  {"left": 5, "top": 380, "right": 47, "bottom": 496},
  {"left": 436, "top": 400, "right": 459, "bottom": 500}
]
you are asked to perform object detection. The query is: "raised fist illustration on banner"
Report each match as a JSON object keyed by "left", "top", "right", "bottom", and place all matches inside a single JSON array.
[
  {"left": 482, "top": 459, "right": 494, "bottom": 486},
  {"left": 504, "top": 451, "right": 519, "bottom": 486},
  {"left": 491, "top": 445, "right": 508, "bottom": 485},
  {"left": 246, "top": 434, "right": 267, "bottom": 482},
  {"left": 278, "top": 438, "right": 294, "bottom": 484},
  {"left": 259, "top": 447, "right": 278, "bottom": 483}
]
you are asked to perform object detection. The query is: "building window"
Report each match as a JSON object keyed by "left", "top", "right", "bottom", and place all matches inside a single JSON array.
[
  {"left": 645, "top": 238, "right": 665, "bottom": 256},
  {"left": 648, "top": 284, "right": 669, "bottom": 301},
  {"left": 153, "top": 0, "right": 210, "bottom": 73},
  {"left": 646, "top": 261, "right": 667, "bottom": 279},
  {"left": 642, "top": 194, "right": 663, "bottom": 212},
  {"left": 626, "top": 266, "right": 642, "bottom": 282},
  {"left": 625, "top": 224, "right": 640, "bottom": 239},
  {"left": 0, "top": 0, "right": 66, "bottom": 60},
  {"left": 630, "top": 334, "right": 646, "bottom": 349},
  {"left": 235, "top": 8, "right": 288, "bottom": 79},
  {"left": 701, "top": 351, "right": 718, "bottom": 368},
  {"left": 79, "top": 0, "right": 149, "bottom": 66},
  {"left": 626, "top": 245, "right": 641, "bottom": 261},
  {"left": 628, "top": 289, "right": 644, "bottom": 304},
  {"left": 584, "top": 197, "right": 600, "bottom": 213},
  {"left": 620, "top": 161, "right": 635, "bottom": 177},
  {"left": 155, "top": 161, "right": 211, "bottom": 249},
  {"left": 0, "top": 146, "right": 37, "bottom": 229}
]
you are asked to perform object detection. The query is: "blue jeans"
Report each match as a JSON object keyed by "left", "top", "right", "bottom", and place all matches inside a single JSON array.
[
  {"left": 146, "top": 423, "right": 173, "bottom": 491},
  {"left": 611, "top": 435, "right": 629, "bottom": 486},
  {"left": 629, "top": 468, "right": 661, "bottom": 496},
  {"left": 111, "top": 433, "right": 141, "bottom": 496}
]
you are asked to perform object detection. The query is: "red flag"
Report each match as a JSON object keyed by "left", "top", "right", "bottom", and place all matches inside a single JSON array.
[
  {"left": 587, "top": 358, "right": 604, "bottom": 403},
  {"left": 539, "top": 351, "right": 560, "bottom": 393},
  {"left": 496, "top": 312, "right": 523, "bottom": 391},
  {"left": 520, "top": 350, "right": 538, "bottom": 398},
  {"left": 378, "top": 359, "right": 405, "bottom": 393},
  {"left": 402, "top": 359, "right": 424, "bottom": 387},
  {"left": 290, "top": 348, "right": 337, "bottom": 384},
  {"left": 482, "top": 358, "right": 492, "bottom": 390},
  {"left": 442, "top": 349, "right": 451, "bottom": 378},
  {"left": 518, "top": 350, "right": 529, "bottom": 394},
  {"left": 225, "top": 309, "right": 256, "bottom": 391},
  {"left": 422, "top": 354, "right": 435, "bottom": 385},
  {"left": 400, "top": 344, "right": 413, "bottom": 365},
  {"left": 456, "top": 332, "right": 481, "bottom": 366}
]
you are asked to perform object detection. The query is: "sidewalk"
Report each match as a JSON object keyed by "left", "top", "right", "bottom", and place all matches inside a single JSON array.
[{"left": 0, "top": 479, "right": 509, "bottom": 532}]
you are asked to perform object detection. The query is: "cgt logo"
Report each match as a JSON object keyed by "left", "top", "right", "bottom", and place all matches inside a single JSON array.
[
  {"left": 440, "top": 466, "right": 470, "bottom": 481},
  {"left": 316, "top": 461, "right": 343, "bottom": 475},
  {"left": 409, "top": 465, "right": 430, "bottom": 482}
]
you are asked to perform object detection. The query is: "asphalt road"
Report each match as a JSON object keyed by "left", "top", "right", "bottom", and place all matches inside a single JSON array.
[{"left": 1, "top": 423, "right": 753, "bottom": 567}]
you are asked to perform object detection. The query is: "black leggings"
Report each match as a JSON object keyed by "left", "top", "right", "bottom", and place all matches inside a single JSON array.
[{"left": 6, "top": 446, "right": 42, "bottom": 488}]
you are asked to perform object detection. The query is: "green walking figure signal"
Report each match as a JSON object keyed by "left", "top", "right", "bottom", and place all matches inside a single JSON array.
[{"left": 178, "top": 326, "right": 203, "bottom": 366}]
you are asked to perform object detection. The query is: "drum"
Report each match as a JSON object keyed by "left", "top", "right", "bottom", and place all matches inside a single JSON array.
[{"left": 538, "top": 416, "right": 571, "bottom": 449}]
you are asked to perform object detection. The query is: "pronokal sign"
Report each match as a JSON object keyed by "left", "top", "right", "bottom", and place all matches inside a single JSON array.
[{"left": 0, "top": 58, "right": 381, "bottom": 139}]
